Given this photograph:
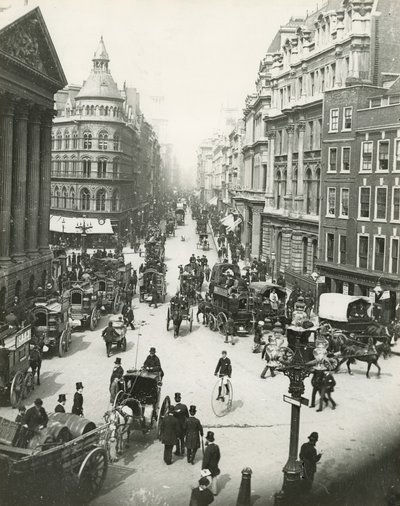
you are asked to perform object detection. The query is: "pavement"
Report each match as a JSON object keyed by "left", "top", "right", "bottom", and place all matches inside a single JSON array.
[{"left": 2, "top": 213, "right": 400, "bottom": 506}]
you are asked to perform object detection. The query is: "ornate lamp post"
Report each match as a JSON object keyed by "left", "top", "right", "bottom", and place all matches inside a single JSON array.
[
  {"left": 76, "top": 215, "right": 92, "bottom": 255},
  {"left": 274, "top": 333, "right": 331, "bottom": 505}
]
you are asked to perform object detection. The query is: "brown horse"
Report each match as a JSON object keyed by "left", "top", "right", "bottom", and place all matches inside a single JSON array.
[{"left": 336, "top": 340, "right": 390, "bottom": 378}]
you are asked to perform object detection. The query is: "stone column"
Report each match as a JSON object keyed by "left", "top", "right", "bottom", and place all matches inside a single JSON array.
[
  {"left": 284, "top": 124, "right": 295, "bottom": 211},
  {"left": 291, "top": 231, "right": 303, "bottom": 273},
  {"left": 264, "top": 128, "right": 275, "bottom": 209},
  {"left": 295, "top": 122, "right": 305, "bottom": 213},
  {"left": 0, "top": 95, "right": 15, "bottom": 266},
  {"left": 251, "top": 206, "right": 263, "bottom": 259},
  {"left": 281, "top": 228, "right": 293, "bottom": 270},
  {"left": 38, "top": 109, "right": 54, "bottom": 253},
  {"left": 11, "top": 100, "right": 29, "bottom": 262},
  {"left": 26, "top": 107, "right": 42, "bottom": 258}
]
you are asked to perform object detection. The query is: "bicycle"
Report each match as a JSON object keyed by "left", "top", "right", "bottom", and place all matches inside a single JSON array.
[{"left": 211, "top": 375, "right": 233, "bottom": 417}]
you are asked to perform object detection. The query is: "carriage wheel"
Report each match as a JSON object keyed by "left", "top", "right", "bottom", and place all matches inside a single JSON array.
[
  {"left": 211, "top": 378, "right": 233, "bottom": 418},
  {"left": 208, "top": 314, "right": 217, "bottom": 331},
  {"left": 166, "top": 308, "right": 171, "bottom": 331},
  {"left": 189, "top": 309, "right": 193, "bottom": 332},
  {"left": 121, "top": 337, "right": 127, "bottom": 352},
  {"left": 217, "top": 312, "right": 228, "bottom": 336},
  {"left": 10, "top": 370, "right": 25, "bottom": 408},
  {"left": 58, "top": 330, "right": 68, "bottom": 358},
  {"left": 90, "top": 307, "right": 99, "bottom": 331},
  {"left": 77, "top": 447, "right": 108, "bottom": 501},
  {"left": 23, "top": 371, "right": 34, "bottom": 399},
  {"left": 157, "top": 395, "right": 171, "bottom": 441}
]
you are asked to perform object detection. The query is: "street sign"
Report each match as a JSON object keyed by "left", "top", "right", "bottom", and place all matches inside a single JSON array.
[{"left": 283, "top": 395, "right": 309, "bottom": 407}]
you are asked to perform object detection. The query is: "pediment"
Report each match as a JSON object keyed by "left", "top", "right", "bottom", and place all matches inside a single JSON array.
[{"left": 0, "top": 6, "right": 67, "bottom": 88}]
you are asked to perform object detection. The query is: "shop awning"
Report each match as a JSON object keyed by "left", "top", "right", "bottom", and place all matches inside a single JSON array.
[
  {"left": 50, "top": 215, "right": 114, "bottom": 234},
  {"left": 226, "top": 218, "right": 242, "bottom": 232},
  {"left": 208, "top": 196, "right": 218, "bottom": 206},
  {"left": 220, "top": 214, "right": 235, "bottom": 228}
]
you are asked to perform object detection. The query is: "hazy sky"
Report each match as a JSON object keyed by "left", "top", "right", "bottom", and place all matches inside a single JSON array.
[{"left": 7, "top": 0, "right": 319, "bottom": 173}]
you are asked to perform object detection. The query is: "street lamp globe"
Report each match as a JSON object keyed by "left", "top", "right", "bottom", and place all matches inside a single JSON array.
[{"left": 373, "top": 280, "right": 383, "bottom": 296}]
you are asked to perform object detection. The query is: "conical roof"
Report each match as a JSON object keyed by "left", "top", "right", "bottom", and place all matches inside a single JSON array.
[{"left": 93, "top": 36, "right": 109, "bottom": 62}]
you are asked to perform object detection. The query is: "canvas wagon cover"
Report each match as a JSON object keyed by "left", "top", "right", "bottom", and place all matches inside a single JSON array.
[{"left": 319, "top": 293, "right": 372, "bottom": 322}]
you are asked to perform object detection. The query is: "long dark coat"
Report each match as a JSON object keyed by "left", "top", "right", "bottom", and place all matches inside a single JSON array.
[
  {"left": 72, "top": 392, "right": 83, "bottom": 416},
  {"left": 161, "top": 414, "right": 178, "bottom": 445},
  {"left": 202, "top": 442, "right": 221, "bottom": 477},
  {"left": 185, "top": 416, "right": 203, "bottom": 449},
  {"left": 54, "top": 403, "right": 65, "bottom": 413},
  {"left": 174, "top": 402, "right": 189, "bottom": 437},
  {"left": 23, "top": 406, "right": 48, "bottom": 430}
]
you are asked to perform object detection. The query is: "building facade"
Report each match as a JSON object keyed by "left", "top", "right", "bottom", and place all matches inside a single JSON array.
[
  {"left": 51, "top": 38, "right": 160, "bottom": 247},
  {"left": 0, "top": 6, "right": 67, "bottom": 311},
  {"left": 318, "top": 77, "right": 400, "bottom": 321}
]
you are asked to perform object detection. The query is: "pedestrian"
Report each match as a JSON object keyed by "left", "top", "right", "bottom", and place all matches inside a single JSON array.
[
  {"left": 15, "top": 405, "right": 26, "bottom": 424},
  {"left": 143, "top": 347, "right": 164, "bottom": 378},
  {"left": 22, "top": 398, "right": 48, "bottom": 443},
  {"left": 110, "top": 357, "right": 124, "bottom": 385},
  {"left": 124, "top": 306, "right": 135, "bottom": 330},
  {"left": 174, "top": 392, "right": 189, "bottom": 456},
  {"left": 202, "top": 431, "right": 221, "bottom": 496},
  {"left": 109, "top": 375, "right": 123, "bottom": 406},
  {"left": 204, "top": 264, "right": 211, "bottom": 282},
  {"left": 189, "top": 477, "right": 214, "bottom": 506},
  {"left": 309, "top": 371, "right": 324, "bottom": 409},
  {"left": 131, "top": 270, "right": 138, "bottom": 294},
  {"left": 299, "top": 432, "right": 322, "bottom": 492},
  {"left": 318, "top": 371, "right": 336, "bottom": 412},
  {"left": 138, "top": 272, "right": 144, "bottom": 300},
  {"left": 54, "top": 394, "right": 66, "bottom": 413},
  {"left": 185, "top": 405, "right": 203, "bottom": 465},
  {"left": 224, "top": 315, "right": 235, "bottom": 345},
  {"left": 72, "top": 382, "right": 84, "bottom": 416},
  {"left": 260, "top": 336, "right": 277, "bottom": 379},
  {"left": 214, "top": 351, "right": 232, "bottom": 401},
  {"left": 160, "top": 406, "right": 179, "bottom": 465},
  {"left": 102, "top": 321, "right": 119, "bottom": 357}
]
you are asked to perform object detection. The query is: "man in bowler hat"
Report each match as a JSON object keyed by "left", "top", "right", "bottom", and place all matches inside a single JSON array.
[
  {"left": 72, "top": 382, "right": 84, "bottom": 416},
  {"left": 185, "top": 405, "right": 203, "bottom": 465},
  {"left": 299, "top": 432, "right": 322, "bottom": 492},
  {"left": 202, "top": 431, "right": 221, "bottom": 496},
  {"left": 160, "top": 405, "right": 179, "bottom": 465},
  {"left": 174, "top": 393, "right": 189, "bottom": 456},
  {"left": 55, "top": 394, "right": 66, "bottom": 413}
]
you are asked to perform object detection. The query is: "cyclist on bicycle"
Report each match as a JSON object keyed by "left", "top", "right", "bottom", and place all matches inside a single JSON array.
[{"left": 214, "top": 351, "right": 232, "bottom": 401}]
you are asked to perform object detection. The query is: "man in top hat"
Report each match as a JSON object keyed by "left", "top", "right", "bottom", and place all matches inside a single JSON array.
[
  {"left": 72, "top": 382, "right": 84, "bottom": 416},
  {"left": 202, "top": 431, "right": 221, "bottom": 496},
  {"left": 214, "top": 351, "right": 232, "bottom": 401},
  {"left": 110, "top": 373, "right": 123, "bottom": 406},
  {"left": 55, "top": 394, "right": 66, "bottom": 413},
  {"left": 22, "top": 398, "right": 48, "bottom": 442},
  {"left": 124, "top": 305, "right": 135, "bottom": 330},
  {"left": 189, "top": 477, "right": 214, "bottom": 506},
  {"left": 102, "top": 321, "right": 120, "bottom": 357},
  {"left": 299, "top": 432, "right": 322, "bottom": 492},
  {"left": 173, "top": 393, "right": 189, "bottom": 456},
  {"left": 160, "top": 405, "right": 179, "bottom": 465},
  {"left": 143, "top": 347, "right": 164, "bottom": 378},
  {"left": 110, "top": 357, "right": 124, "bottom": 386},
  {"left": 185, "top": 405, "right": 203, "bottom": 465}
]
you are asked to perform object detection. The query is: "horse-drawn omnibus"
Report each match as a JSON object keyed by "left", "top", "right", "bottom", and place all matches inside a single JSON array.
[
  {"left": 250, "top": 282, "right": 287, "bottom": 324},
  {"left": 0, "top": 323, "right": 34, "bottom": 407},
  {"left": 69, "top": 281, "right": 103, "bottom": 331},
  {"left": 175, "top": 207, "right": 185, "bottom": 225},
  {"left": 139, "top": 268, "right": 166, "bottom": 304}
]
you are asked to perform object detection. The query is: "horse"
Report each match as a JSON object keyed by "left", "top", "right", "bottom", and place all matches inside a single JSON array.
[
  {"left": 171, "top": 309, "right": 183, "bottom": 338},
  {"left": 104, "top": 405, "right": 134, "bottom": 457},
  {"left": 196, "top": 301, "right": 212, "bottom": 325},
  {"left": 335, "top": 340, "right": 391, "bottom": 378},
  {"left": 29, "top": 346, "right": 42, "bottom": 386}
]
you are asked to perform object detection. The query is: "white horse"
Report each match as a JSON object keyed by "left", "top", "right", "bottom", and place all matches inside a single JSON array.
[{"left": 104, "top": 405, "right": 134, "bottom": 458}]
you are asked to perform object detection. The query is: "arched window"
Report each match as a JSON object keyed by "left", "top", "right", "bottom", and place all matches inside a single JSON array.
[
  {"left": 51, "top": 133, "right": 55, "bottom": 149},
  {"left": 275, "top": 170, "right": 282, "bottom": 209},
  {"left": 71, "top": 157, "right": 77, "bottom": 175},
  {"left": 72, "top": 131, "right": 78, "bottom": 149},
  {"left": 83, "top": 131, "right": 92, "bottom": 149},
  {"left": 56, "top": 131, "right": 62, "bottom": 149},
  {"left": 113, "top": 133, "right": 120, "bottom": 151},
  {"left": 98, "top": 130, "right": 108, "bottom": 150},
  {"left": 85, "top": 105, "right": 90, "bottom": 116},
  {"left": 96, "top": 189, "right": 106, "bottom": 211},
  {"left": 293, "top": 169, "right": 298, "bottom": 196},
  {"left": 112, "top": 107, "right": 116, "bottom": 117},
  {"left": 105, "top": 106, "right": 109, "bottom": 116},
  {"left": 62, "top": 187, "right": 67, "bottom": 208},
  {"left": 90, "top": 105, "right": 95, "bottom": 116},
  {"left": 305, "top": 168, "right": 312, "bottom": 214},
  {"left": 62, "top": 157, "right": 68, "bottom": 174},
  {"left": 302, "top": 237, "right": 308, "bottom": 274},
  {"left": 15, "top": 280, "right": 21, "bottom": 299},
  {"left": 82, "top": 159, "right": 91, "bottom": 177},
  {"left": 81, "top": 188, "right": 90, "bottom": 211},
  {"left": 112, "top": 159, "right": 119, "bottom": 178},
  {"left": 311, "top": 239, "right": 318, "bottom": 272},
  {"left": 100, "top": 105, "right": 104, "bottom": 116},
  {"left": 70, "top": 188, "right": 75, "bottom": 208},
  {"left": 65, "top": 131, "right": 70, "bottom": 149},
  {"left": 316, "top": 168, "right": 321, "bottom": 214},
  {"left": 97, "top": 159, "right": 107, "bottom": 178},
  {"left": 111, "top": 190, "right": 119, "bottom": 211},
  {"left": 55, "top": 186, "right": 60, "bottom": 208}
]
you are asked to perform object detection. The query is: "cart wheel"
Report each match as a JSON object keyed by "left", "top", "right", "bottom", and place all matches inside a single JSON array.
[
  {"left": 77, "top": 447, "right": 108, "bottom": 501},
  {"left": 208, "top": 314, "right": 217, "bottom": 331},
  {"left": 90, "top": 307, "right": 99, "bottom": 331},
  {"left": 189, "top": 309, "right": 193, "bottom": 332},
  {"left": 217, "top": 312, "right": 228, "bottom": 335},
  {"left": 58, "top": 330, "right": 68, "bottom": 357},
  {"left": 10, "top": 370, "right": 25, "bottom": 408},
  {"left": 121, "top": 337, "right": 127, "bottom": 352},
  {"left": 23, "top": 371, "right": 34, "bottom": 399},
  {"left": 67, "top": 328, "right": 72, "bottom": 350},
  {"left": 166, "top": 308, "right": 171, "bottom": 331},
  {"left": 157, "top": 395, "right": 171, "bottom": 441},
  {"left": 211, "top": 378, "right": 233, "bottom": 417}
]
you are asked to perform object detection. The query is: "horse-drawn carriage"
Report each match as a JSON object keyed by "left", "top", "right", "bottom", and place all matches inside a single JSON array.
[
  {"left": 180, "top": 269, "right": 199, "bottom": 305},
  {"left": 69, "top": 281, "right": 103, "bottom": 331},
  {"left": 92, "top": 258, "right": 131, "bottom": 314},
  {"left": 145, "top": 238, "right": 165, "bottom": 264},
  {"left": 30, "top": 291, "right": 72, "bottom": 357},
  {"left": 165, "top": 216, "right": 176, "bottom": 237},
  {"left": 175, "top": 207, "right": 185, "bottom": 225},
  {"left": 250, "top": 282, "right": 287, "bottom": 324},
  {"left": 139, "top": 268, "right": 166, "bottom": 304},
  {"left": 197, "top": 233, "right": 210, "bottom": 251},
  {"left": 0, "top": 324, "right": 34, "bottom": 408},
  {"left": 111, "top": 369, "right": 170, "bottom": 440},
  {"left": 166, "top": 296, "right": 194, "bottom": 337},
  {"left": 107, "top": 315, "right": 127, "bottom": 353},
  {"left": 0, "top": 413, "right": 109, "bottom": 504}
]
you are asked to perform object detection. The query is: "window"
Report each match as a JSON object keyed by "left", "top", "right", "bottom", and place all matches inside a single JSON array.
[
  {"left": 113, "top": 160, "right": 119, "bottom": 178},
  {"left": 298, "top": 77, "right": 302, "bottom": 98},
  {"left": 391, "top": 238, "right": 399, "bottom": 274},
  {"left": 361, "top": 141, "right": 373, "bottom": 171},
  {"left": 111, "top": 190, "right": 119, "bottom": 211},
  {"left": 342, "top": 107, "right": 352, "bottom": 130},
  {"left": 377, "top": 140, "right": 389, "bottom": 171},
  {"left": 375, "top": 187, "right": 387, "bottom": 220},
  {"left": 328, "top": 147, "right": 337, "bottom": 172},
  {"left": 326, "top": 233, "right": 334, "bottom": 262},
  {"left": 305, "top": 169, "right": 312, "bottom": 214},
  {"left": 97, "top": 160, "right": 107, "bottom": 178},
  {"left": 327, "top": 187, "right": 336, "bottom": 216},
  {"left": 389, "top": 95, "right": 400, "bottom": 105},
  {"left": 358, "top": 236, "right": 369, "bottom": 269},
  {"left": 340, "top": 188, "right": 349, "bottom": 217},
  {"left": 96, "top": 189, "right": 106, "bottom": 211},
  {"left": 329, "top": 109, "right": 339, "bottom": 131},
  {"left": 113, "top": 134, "right": 120, "bottom": 151},
  {"left": 82, "top": 159, "right": 91, "bottom": 177},
  {"left": 359, "top": 187, "right": 371, "bottom": 218},
  {"left": 70, "top": 188, "right": 75, "bottom": 208},
  {"left": 81, "top": 188, "right": 90, "bottom": 211},
  {"left": 65, "top": 131, "right": 70, "bottom": 149},
  {"left": 394, "top": 139, "right": 400, "bottom": 172},
  {"left": 98, "top": 131, "right": 108, "bottom": 150},
  {"left": 73, "top": 132, "right": 78, "bottom": 149},
  {"left": 310, "top": 72, "right": 315, "bottom": 96},
  {"left": 56, "top": 131, "right": 62, "bottom": 149},
  {"left": 331, "top": 63, "right": 336, "bottom": 87},
  {"left": 370, "top": 97, "right": 381, "bottom": 108},
  {"left": 320, "top": 68, "right": 325, "bottom": 92},
  {"left": 341, "top": 147, "right": 350, "bottom": 172},
  {"left": 374, "top": 237, "right": 385, "bottom": 271},
  {"left": 339, "top": 235, "right": 347, "bottom": 264},
  {"left": 308, "top": 121, "right": 314, "bottom": 150},
  {"left": 83, "top": 132, "right": 92, "bottom": 149},
  {"left": 392, "top": 187, "right": 400, "bottom": 221},
  {"left": 62, "top": 187, "right": 67, "bottom": 208}
]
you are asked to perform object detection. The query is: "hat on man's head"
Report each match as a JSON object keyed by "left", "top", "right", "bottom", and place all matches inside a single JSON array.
[
  {"left": 205, "top": 431, "right": 215, "bottom": 442},
  {"left": 58, "top": 394, "right": 66, "bottom": 403},
  {"left": 149, "top": 347, "right": 156, "bottom": 353},
  {"left": 199, "top": 477, "right": 210, "bottom": 487},
  {"left": 174, "top": 392, "right": 181, "bottom": 401},
  {"left": 76, "top": 382, "right": 84, "bottom": 390},
  {"left": 34, "top": 398, "right": 43, "bottom": 406},
  {"left": 114, "top": 358, "right": 122, "bottom": 365},
  {"left": 189, "top": 405, "right": 196, "bottom": 414},
  {"left": 308, "top": 432, "right": 319, "bottom": 440}
]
